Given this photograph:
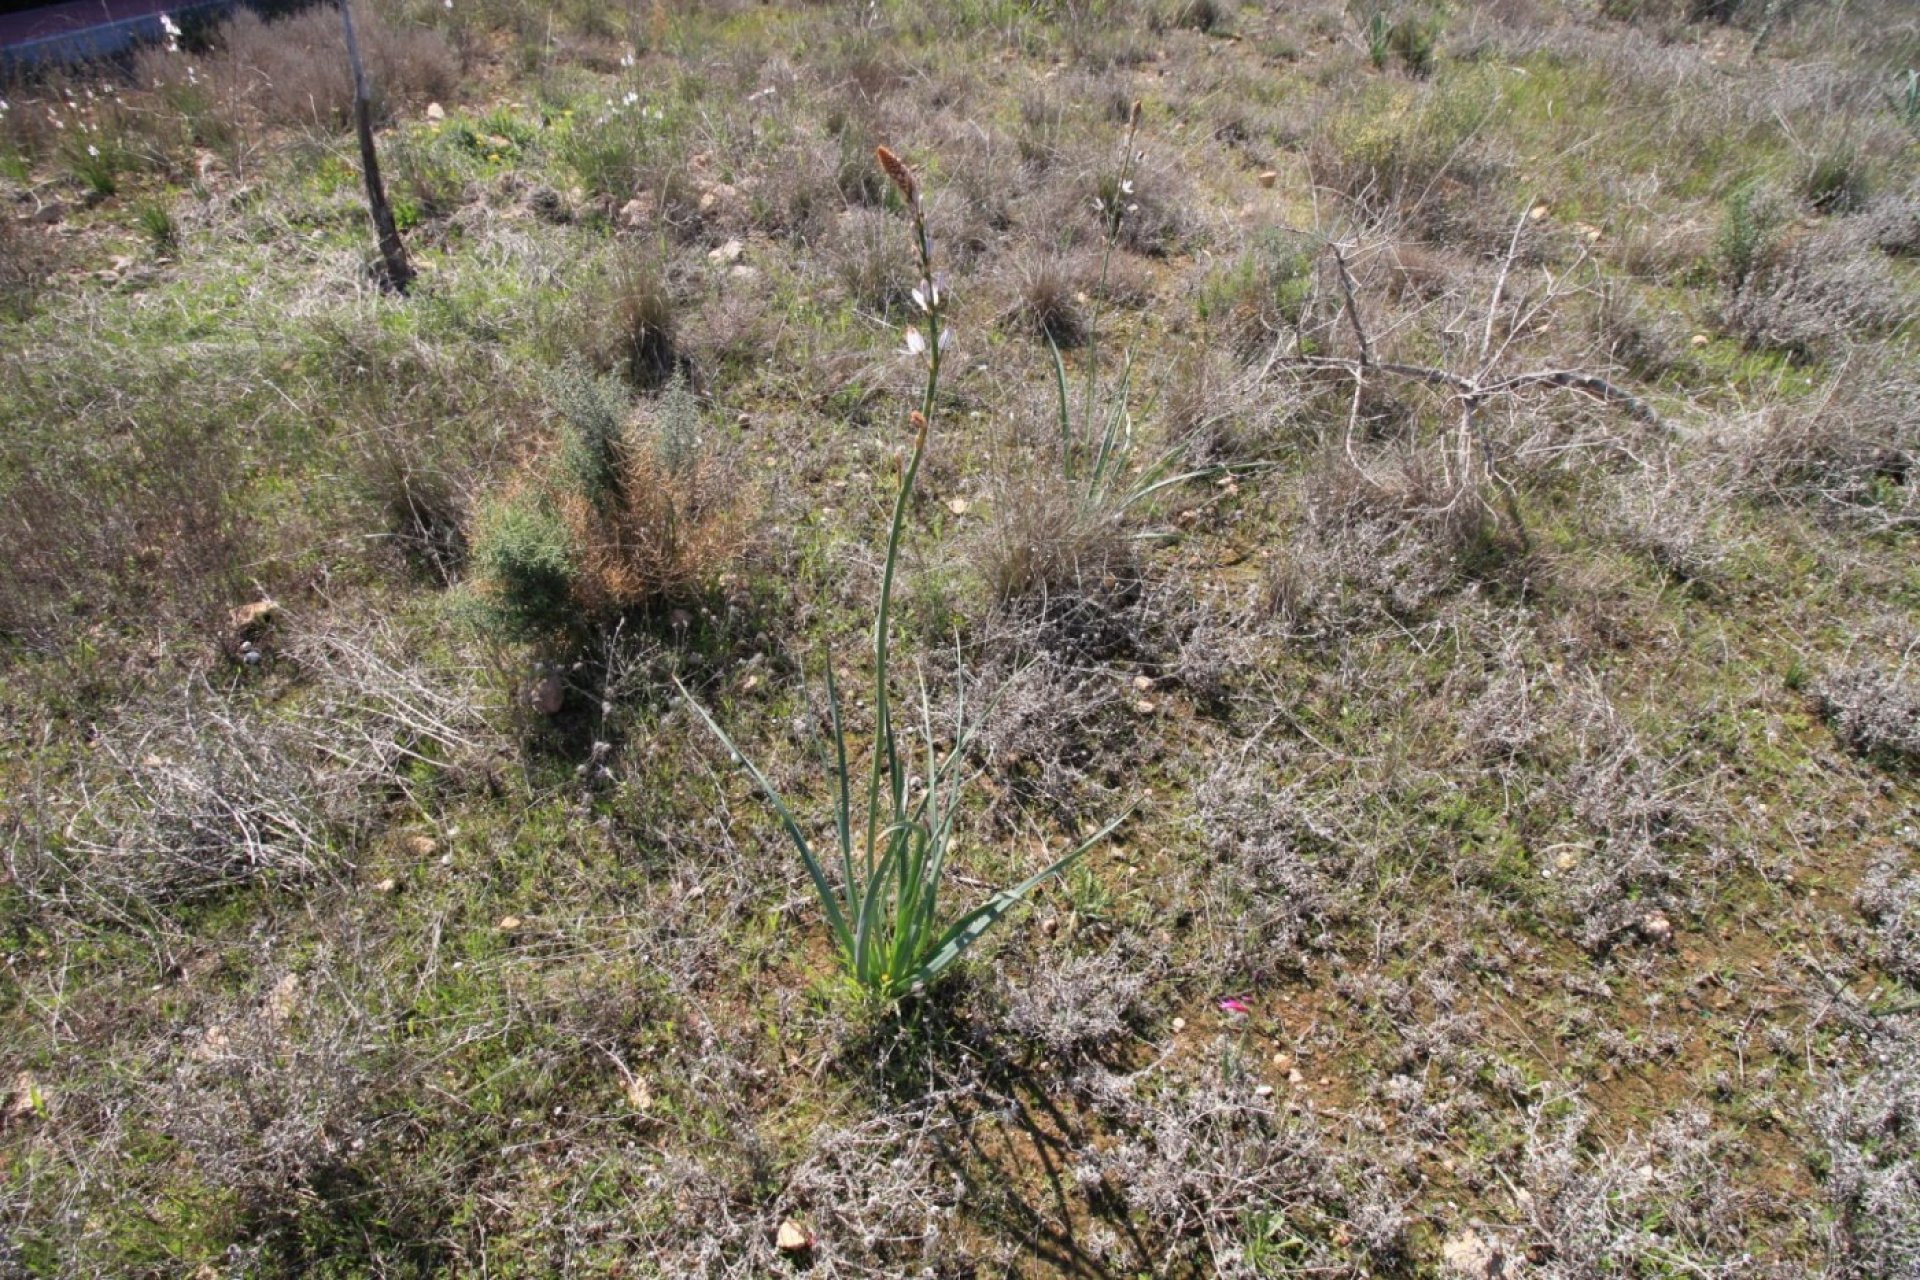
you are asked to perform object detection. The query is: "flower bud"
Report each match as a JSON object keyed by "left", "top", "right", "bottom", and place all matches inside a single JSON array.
[{"left": 874, "top": 146, "right": 918, "bottom": 205}]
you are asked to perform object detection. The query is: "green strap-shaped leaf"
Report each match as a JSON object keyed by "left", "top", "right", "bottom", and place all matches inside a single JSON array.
[
  {"left": 899, "top": 809, "right": 1131, "bottom": 995},
  {"left": 677, "top": 680, "right": 854, "bottom": 957}
]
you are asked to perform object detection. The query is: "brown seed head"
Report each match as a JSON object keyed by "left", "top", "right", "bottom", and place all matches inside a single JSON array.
[
  {"left": 875, "top": 146, "right": 918, "bottom": 205},
  {"left": 909, "top": 410, "right": 929, "bottom": 448},
  {"left": 1129, "top": 100, "right": 1143, "bottom": 131}
]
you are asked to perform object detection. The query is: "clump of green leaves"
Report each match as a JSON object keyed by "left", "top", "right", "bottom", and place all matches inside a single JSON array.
[
  {"left": 682, "top": 147, "right": 1122, "bottom": 1002},
  {"left": 1717, "top": 181, "right": 1784, "bottom": 288},
  {"left": 554, "top": 360, "right": 628, "bottom": 508},
  {"left": 469, "top": 492, "right": 578, "bottom": 638}
]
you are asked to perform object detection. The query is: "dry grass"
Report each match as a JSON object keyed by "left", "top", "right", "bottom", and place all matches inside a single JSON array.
[{"left": 150, "top": 6, "right": 460, "bottom": 132}]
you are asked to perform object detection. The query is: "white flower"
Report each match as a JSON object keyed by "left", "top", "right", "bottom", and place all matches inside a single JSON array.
[
  {"left": 623, "top": 91, "right": 639, "bottom": 107},
  {"left": 902, "top": 327, "right": 927, "bottom": 357},
  {"left": 87, "top": 144, "right": 99, "bottom": 157},
  {"left": 159, "top": 13, "right": 180, "bottom": 35},
  {"left": 911, "top": 273, "right": 946, "bottom": 314}
]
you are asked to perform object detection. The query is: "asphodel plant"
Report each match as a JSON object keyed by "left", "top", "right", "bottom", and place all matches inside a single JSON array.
[{"left": 681, "top": 147, "right": 1124, "bottom": 1001}]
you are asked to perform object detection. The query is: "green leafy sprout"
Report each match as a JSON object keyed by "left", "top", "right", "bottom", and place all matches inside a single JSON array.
[{"left": 680, "top": 145, "right": 1125, "bottom": 1002}]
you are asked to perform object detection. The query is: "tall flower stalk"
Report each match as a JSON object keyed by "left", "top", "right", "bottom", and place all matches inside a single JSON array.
[{"left": 681, "top": 146, "right": 1122, "bottom": 1002}]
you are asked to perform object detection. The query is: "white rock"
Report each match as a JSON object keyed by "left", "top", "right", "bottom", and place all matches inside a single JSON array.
[{"left": 1441, "top": 1228, "right": 1507, "bottom": 1278}]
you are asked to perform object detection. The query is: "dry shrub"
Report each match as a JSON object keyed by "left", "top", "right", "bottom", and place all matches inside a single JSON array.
[
  {"left": 0, "top": 414, "right": 246, "bottom": 653},
  {"left": 0, "top": 217, "right": 61, "bottom": 322},
  {"left": 559, "top": 448, "right": 746, "bottom": 616},
  {"left": 1722, "top": 348, "right": 1919, "bottom": 523},
  {"left": 1003, "top": 946, "right": 1154, "bottom": 1059},
  {"left": 1862, "top": 184, "right": 1920, "bottom": 257},
  {"left": 1090, "top": 1052, "right": 1413, "bottom": 1272},
  {"left": 29, "top": 692, "right": 348, "bottom": 913},
  {"left": 156, "top": 964, "right": 387, "bottom": 1220},
  {"left": 1193, "top": 756, "right": 1352, "bottom": 982},
  {"left": 1554, "top": 681, "right": 1715, "bottom": 953},
  {"left": 1857, "top": 849, "right": 1920, "bottom": 985},
  {"left": 1817, "top": 662, "right": 1920, "bottom": 762},
  {"left": 172, "top": 6, "right": 459, "bottom": 131},
  {"left": 1264, "top": 454, "right": 1483, "bottom": 639},
  {"left": 1513, "top": 1103, "right": 1769, "bottom": 1273},
  {"left": 1811, "top": 1027, "right": 1920, "bottom": 1279},
  {"left": 1024, "top": 141, "right": 1194, "bottom": 258},
  {"left": 1723, "top": 219, "right": 1909, "bottom": 358},
  {"left": 1604, "top": 451, "right": 1739, "bottom": 584},
  {"left": 969, "top": 649, "right": 1135, "bottom": 825},
  {"left": 17, "top": 619, "right": 490, "bottom": 915}
]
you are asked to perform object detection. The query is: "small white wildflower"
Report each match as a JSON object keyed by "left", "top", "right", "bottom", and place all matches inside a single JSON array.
[
  {"left": 1119, "top": 179, "right": 1134, "bottom": 196},
  {"left": 87, "top": 144, "right": 99, "bottom": 157},
  {"left": 902, "top": 327, "right": 927, "bottom": 358},
  {"left": 159, "top": 13, "right": 180, "bottom": 35},
  {"left": 623, "top": 91, "right": 639, "bottom": 107},
  {"left": 619, "top": 48, "right": 636, "bottom": 68}
]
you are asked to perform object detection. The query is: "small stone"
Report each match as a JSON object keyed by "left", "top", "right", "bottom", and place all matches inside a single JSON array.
[
  {"left": 1171, "top": 1017, "right": 1187, "bottom": 1033},
  {"left": 1690, "top": 333, "right": 1711, "bottom": 347},
  {"left": 776, "top": 1220, "right": 812, "bottom": 1253},
  {"left": 497, "top": 915, "right": 524, "bottom": 932},
  {"left": 698, "top": 182, "right": 741, "bottom": 218},
  {"left": 229, "top": 598, "right": 278, "bottom": 635},
  {"left": 1441, "top": 1228, "right": 1505, "bottom": 1278},
  {"left": 1287, "top": 1068, "right": 1305, "bottom": 1085},
  {"left": 707, "top": 237, "right": 744, "bottom": 265},
  {"left": 267, "top": 973, "right": 301, "bottom": 1023},
  {"left": 1133, "top": 675, "right": 1154, "bottom": 692},
  {"left": 405, "top": 835, "right": 438, "bottom": 858},
  {"left": 1272, "top": 1053, "right": 1293, "bottom": 1071},
  {"left": 1529, "top": 203, "right": 1549, "bottom": 221},
  {"left": 1133, "top": 699, "right": 1156, "bottom": 714},
  {"left": 1638, "top": 910, "right": 1673, "bottom": 946},
  {"left": 373, "top": 877, "right": 398, "bottom": 894},
  {"left": 945, "top": 497, "right": 970, "bottom": 515},
  {"left": 1258, "top": 170, "right": 1278, "bottom": 188},
  {"left": 425, "top": 102, "right": 445, "bottom": 121},
  {"left": 1254, "top": 1084, "right": 1274, "bottom": 1098},
  {"left": 618, "top": 193, "right": 657, "bottom": 229},
  {"left": 5, "top": 1072, "right": 41, "bottom": 1124}
]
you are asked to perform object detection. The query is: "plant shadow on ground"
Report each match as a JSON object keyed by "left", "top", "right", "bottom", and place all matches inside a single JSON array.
[{"left": 836, "top": 989, "right": 1161, "bottom": 1278}]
